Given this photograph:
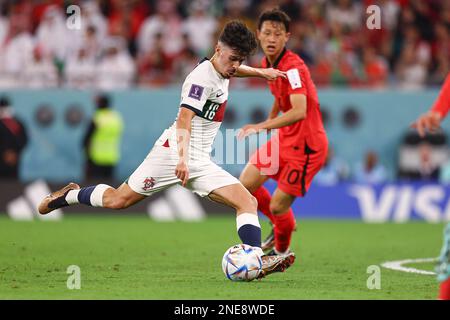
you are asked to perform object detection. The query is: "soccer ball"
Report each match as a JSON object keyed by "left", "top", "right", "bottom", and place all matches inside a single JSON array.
[{"left": 222, "top": 244, "right": 263, "bottom": 281}]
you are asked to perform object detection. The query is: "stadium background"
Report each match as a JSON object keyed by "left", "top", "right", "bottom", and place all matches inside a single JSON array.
[
  {"left": 0, "top": 0, "right": 449, "bottom": 300},
  {"left": 1, "top": 0, "right": 449, "bottom": 222}
]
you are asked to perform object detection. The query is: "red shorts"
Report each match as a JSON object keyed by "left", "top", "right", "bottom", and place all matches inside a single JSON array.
[{"left": 249, "top": 136, "right": 327, "bottom": 197}]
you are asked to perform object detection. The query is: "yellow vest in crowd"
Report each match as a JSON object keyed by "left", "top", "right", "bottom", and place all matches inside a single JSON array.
[{"left": 89, "top": 109, "right": 124, "bottom": 166}]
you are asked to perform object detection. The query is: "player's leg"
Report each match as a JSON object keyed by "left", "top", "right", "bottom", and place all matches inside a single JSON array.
[
  {"left": 269, "top": 187, "right": 297, "bottom": 255},
  {"left": 39, "top": 144, "right": 178, "bottom": 215},
  {"left": 239, "top": 163, "right": 274, "bottom": 223},
  {"left": 38, "top": 181, "right": 146, "bottom": 214},
  {"left": 240, "top": 163, "right": 279, "bottom": 250},
  {"left": 189, "top": 163, "right": 295, "bottom": 278},
  {"left": 208, "top": 183, "right": 260, "bottom": 247},
  {"left": 437, "top": 222, "right": 450, "bottom": 300},
  {"left": 241, "top": 137, "right": 285, "bottom": 250},
  {"left": 208, "top": 183, "right": 295, "bottom": 278}
]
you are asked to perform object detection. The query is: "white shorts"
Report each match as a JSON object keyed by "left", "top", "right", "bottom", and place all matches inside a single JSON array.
[{"left": 127, "top": 145, "right": 240, "bottom": 197}]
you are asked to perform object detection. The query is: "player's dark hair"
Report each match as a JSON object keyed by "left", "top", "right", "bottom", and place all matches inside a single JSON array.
[
  {"left": 219, "top": 21, "right": 257, "bottom": 57},
  {"left": 258, "top": 8, "right": 291, "bottom": 32}
]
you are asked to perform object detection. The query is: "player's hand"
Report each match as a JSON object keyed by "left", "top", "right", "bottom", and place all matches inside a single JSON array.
[
  {"left": 411, "top": 111, "right": 442, "bottom": 137},
  {"left": 237, "top": 124, "right": 263, "bottom": 139},
  {"left": 262, "top": 68, "right": 286, "bottom": 81},
  {"left": 175, "top": 160, "right": 189, "bottom": 187}
]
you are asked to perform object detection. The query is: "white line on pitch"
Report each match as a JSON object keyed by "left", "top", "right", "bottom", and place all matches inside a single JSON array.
[{"left": 380, "top": 258, "right": 438, "bottom": 275}]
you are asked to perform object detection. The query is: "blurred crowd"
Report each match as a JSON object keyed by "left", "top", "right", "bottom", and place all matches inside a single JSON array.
[{"left": 0, "top": 0, "right": 449, "bottom": 90}]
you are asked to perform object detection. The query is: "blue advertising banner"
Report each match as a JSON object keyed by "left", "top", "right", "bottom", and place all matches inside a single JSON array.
[{"left": 264, "top": 181, "right": 450, "bottom": 222}]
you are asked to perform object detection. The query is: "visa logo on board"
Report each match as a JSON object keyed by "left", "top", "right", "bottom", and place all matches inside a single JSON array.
[{"left": 349, "top": 185, "right": 450, "bottom": 223}]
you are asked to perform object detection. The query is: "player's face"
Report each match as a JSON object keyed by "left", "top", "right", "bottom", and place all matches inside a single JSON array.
[
  {"left": 257, "top": 21, "right": 290, "bottom": 58},
  {"left": 215, "top": 44, "right": 246, "bottom": 78}
]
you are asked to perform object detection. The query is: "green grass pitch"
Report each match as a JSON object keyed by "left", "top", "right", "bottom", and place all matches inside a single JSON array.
[{"left": 0, "top": 215, "right": 445, "bottom": 299}]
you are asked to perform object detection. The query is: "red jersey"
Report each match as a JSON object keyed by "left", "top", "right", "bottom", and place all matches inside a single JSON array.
[
  {"left": 431, "top": 73, "right": 450, "bottom": 118},
  {"left": 262, "top": 49, "right": 327, "bottom": 155}
]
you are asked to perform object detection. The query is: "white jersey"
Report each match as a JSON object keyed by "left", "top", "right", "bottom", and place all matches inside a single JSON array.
[
  {"left": 128, "top": 58, "right": 240, "bottom": 197},
  {"left": 156, "top": 58, "right": 229, "bottom": 161}
]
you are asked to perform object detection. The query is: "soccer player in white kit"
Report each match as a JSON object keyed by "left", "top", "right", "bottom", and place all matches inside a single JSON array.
[{"left": 38, "top": 21, "right": 295, "bottom": 279}]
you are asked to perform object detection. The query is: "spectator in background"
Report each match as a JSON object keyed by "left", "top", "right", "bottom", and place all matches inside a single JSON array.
[
  {"left": 0, "top": 0, "right": 448, "bottom": 90},
  {"left": 81, "top": 1, "right": 108, "bottom": 43},
  {"left": 65, "top": 48, "right": 97, "bottom": 89},
  {"left": 326, "top": 21, "right": 359, "bottom": 86},
  {"left": 76, "top": 25, "right": 103, "bottom": 62},
  {"left": 182, "top": 0, "right": 217, "bottom": 57},
  {"left": 107, "top": 0, "right": 148, "bottom": 56},
  {"left": 96, "top": 37, "right": 135, "bottom": 90},
  {"left": 415, "top": 142, "right": 440, "bottom": 181},
  {"left": 137, "top": 32, "right": 173, "bottom": 86},
  {"left": 35, "top": 5, "right": 69, "bottom": 62},
  {"left": 216, "top": 0, "right": 254, "bottom": 40},
  {"left": 353, "top": 151, "right": 387, "bottom": 184},
  {"left": 395, "top": 43, "right": 427, "bottom": 90},
  {"left": 0, "top": 13, "right": 33, "bottom": 88},
  {"left": 361, "top": 47, "right": 388, "bottom": 88},
  {"left": 378, "top": 0, "right": 400, "bottom": 32},
  {"left": 22, "top": 45, "right": 58, "bottom": 88},
  {"left": 0, "top": 96, "right": 27, "bottom": 178},
  {"left": 83, "top": 94, "right": 123, "bottom": 179},
  {"left": 172, "top": 34, "right": 201, "bottom": 83},
  {"left": 311, "top": 53, "right": 333, "bottom": 87},
  {"left": 301, "top": 2, "right": 328, "bottom": 62},
  {"left": 137, "top": 0, "right": 183, "bottom": 59},
  {"left": 0, "top": 10, "right": 7, "bottom": 45},
  {"left": 402, "top": 24, "right": 431, "bottom": 68},
  {"left": 314, "top": 147, "right": 349, "bottom": 186},
  {"left": 428, "top": 22, "right": 450, "bottom": 86},
  {"left": 326, "top": 0, "right": 362, "bottom": 32}
]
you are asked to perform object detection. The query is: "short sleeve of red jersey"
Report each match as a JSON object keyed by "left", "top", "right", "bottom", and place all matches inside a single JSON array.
[{"left": 285, "top": 63, "right": 308, "bottom": 96}]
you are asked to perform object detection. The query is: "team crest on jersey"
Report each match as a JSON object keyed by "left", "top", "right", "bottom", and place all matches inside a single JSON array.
[
  {"left": 188, "top": 84, "right": 204, "bottom": 100},
  {"left": 143, "top": 177, "right": 155, "bottom": 191}
]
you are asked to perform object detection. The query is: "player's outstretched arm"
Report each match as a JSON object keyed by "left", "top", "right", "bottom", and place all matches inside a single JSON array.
[
  {"left": 238, "top": 94, "right": 306, "bottom": 139},
  {"left": 411, "top": 74, "right": 450, "bottom": 137},
  {"left": 236, "top": 65, "right": 286, "bottom": 81},
  {"left": 176, "top": 108, "right": 195, "bottom": 186}
]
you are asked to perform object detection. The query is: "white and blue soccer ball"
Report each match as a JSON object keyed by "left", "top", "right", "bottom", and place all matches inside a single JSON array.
[{"left": 222, "top": 244, "right": 263, "bottom": 281}]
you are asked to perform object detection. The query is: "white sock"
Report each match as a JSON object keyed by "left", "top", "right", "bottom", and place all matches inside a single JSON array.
[
  {"left": 64, "top": 184, "right": 111, "bottom": 207},
  {"left": 236, "top": 213, "right": 261, "bottom": 230},
  {"left": 90, "top": 184, "right": 111, "bottom": 207},
  {"left": 65, "top": 190, "right": 80, "bottom": 205}
]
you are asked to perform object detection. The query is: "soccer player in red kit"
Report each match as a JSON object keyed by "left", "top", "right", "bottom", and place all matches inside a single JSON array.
[
  {"left": 412, "top": 73, "right": 450, "bottom": 300},
  {"left": 237, "top": 9, "right": 328, "bottom": 256}
]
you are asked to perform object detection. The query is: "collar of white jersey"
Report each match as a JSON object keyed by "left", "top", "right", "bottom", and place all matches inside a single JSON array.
[{"left": 199, "top": 57, "right": 227, "bottom": 80}]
